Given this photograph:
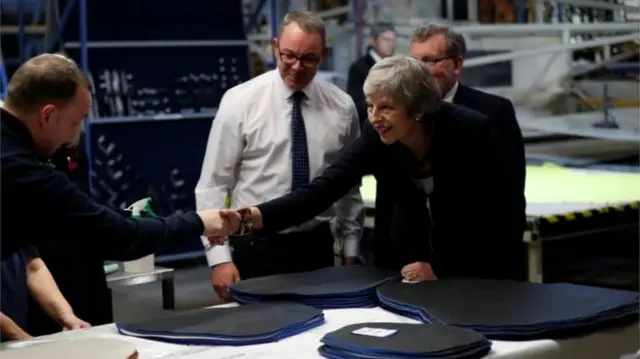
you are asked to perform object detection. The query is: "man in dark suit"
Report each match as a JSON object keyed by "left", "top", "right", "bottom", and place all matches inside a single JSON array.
[
  {"left": 408, "top": 25, "right": 524, "bottom": 183},
  {"left": 346, "top": 23, "right": 397, "bottom": 125},
  {"left": 226, "top": 56, "right": 526, "bottom": 282}
]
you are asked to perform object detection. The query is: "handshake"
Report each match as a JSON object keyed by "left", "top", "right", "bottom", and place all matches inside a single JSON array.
[{"left": 196, "top": 207, "right": 261, "bottom": 245}]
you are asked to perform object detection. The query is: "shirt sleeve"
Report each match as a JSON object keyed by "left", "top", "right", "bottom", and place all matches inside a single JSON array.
[
  {"left": 1, "top": 147, "right": 204, "bottom": 259},
  {"left": 331, "top": 102, "right": 365, "bottom": 258},
  {"left": 194, "top": 90, "right": 243, "bottom": 267}
]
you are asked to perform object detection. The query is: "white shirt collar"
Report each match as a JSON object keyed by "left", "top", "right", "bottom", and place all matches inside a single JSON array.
[
  {"left": 368, "top": 49, "right": 382, "bottom": 63},
  {"left": 273, "top": 69, "right": 313, "bottom": 101},
  {"left": 442, "top": 81, "right": 459, "bottom": 103}
]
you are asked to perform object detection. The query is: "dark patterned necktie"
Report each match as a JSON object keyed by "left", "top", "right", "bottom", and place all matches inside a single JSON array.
[{"left": 291, "top": 91, "right": 309, "bottom": 190}]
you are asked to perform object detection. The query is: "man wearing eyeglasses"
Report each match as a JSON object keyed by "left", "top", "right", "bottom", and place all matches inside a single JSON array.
[
  {"left": 196, "top": 10, "right": 364, "bottom": 300},
  {"left": 373, "top": 24, "right": 526, "bottom": 279}
]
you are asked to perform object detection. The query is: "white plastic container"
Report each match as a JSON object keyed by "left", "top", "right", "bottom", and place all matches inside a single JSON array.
[
  {"left": 123, "top": 254, "right": 155, "bottom": 273},
  {"left": 122, "top": 198, "right": 155, "bottom": 273}
]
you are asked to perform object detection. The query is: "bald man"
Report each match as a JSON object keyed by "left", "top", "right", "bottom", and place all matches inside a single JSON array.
[{"left": 1, "top": 53, "right": 241, "bottom": 260}]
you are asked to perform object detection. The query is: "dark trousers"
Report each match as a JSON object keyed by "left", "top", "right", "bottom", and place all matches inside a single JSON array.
[{"left": 230, "top": 223, "right": 335, "bottom": 280}]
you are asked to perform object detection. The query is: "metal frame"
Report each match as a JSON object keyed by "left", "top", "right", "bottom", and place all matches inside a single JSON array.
[
  {"left": 269, "top": 0, "right": 279, "bottom": 64},
  {"left": 537, "top": 0, "right": 640, "bottom": 12},
  {"left": 45, "top": 0, "right": 76, "bottom": 52},
  {"left": 524, "top": 219, "right": 639, "bottom": 283},
  {"left": 361, "top": 197, "right": 639, "bottom": 284},
  {"left": 106, "top": 267, "right": 176, "bottom": 310},
  {"left": 464, "top": 33, "right": 640, "bottom": 68},
  {"left": 245, "top": 0, "right": 268, "bottom": 35},
  {"left": 0, "top": 48, "right": 8, "bottom": 98},
  {"left": 393, "top": 22, "right": 640, "bottom": 36},
  {"left": 361, "top": 212, "right": 638, "bottom": 284}
]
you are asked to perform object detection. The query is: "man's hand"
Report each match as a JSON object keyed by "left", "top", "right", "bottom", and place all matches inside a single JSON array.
[
  {"left": 197, "top": 209, "right": 241, "bottom": 238},
  {"left": 0, "top": 312, "right": 32, "bottom": 341},
  {"left": 60, "top": 314, "right": 91, "bottom": 331},
  {"left": 401, "top": 261, "right": 437, "bottom": 282},
  {"left": 211, "top": 262, "right": 241, "bottom": 301}
]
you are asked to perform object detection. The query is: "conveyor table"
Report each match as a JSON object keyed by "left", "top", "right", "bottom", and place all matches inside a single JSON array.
[{"left": 360, "top": 165, "right": 640, "bottom": 283}]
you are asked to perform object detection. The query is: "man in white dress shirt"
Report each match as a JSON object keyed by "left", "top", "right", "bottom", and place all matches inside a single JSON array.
[{"left": 195, "top": 11, "right": 365, "bottom": 299}]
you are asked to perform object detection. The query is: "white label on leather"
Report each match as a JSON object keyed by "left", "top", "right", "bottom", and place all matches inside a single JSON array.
[{"left": 352, "top": 327, "right": 398, "bottom": 338}]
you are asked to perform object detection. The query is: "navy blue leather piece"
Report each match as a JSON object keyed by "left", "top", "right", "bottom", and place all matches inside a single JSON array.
[
  {"left": 377, "top": 278, "right": 639, "bottom": 340},
  {"left": 319, "top": 322, "right": 491, "bottom": 359},
  {"left": 116, "top": 301, "right": 324, "bottom": 346},
  {"left": 229, "top": 265, "right": 398, "bottom": 309}
]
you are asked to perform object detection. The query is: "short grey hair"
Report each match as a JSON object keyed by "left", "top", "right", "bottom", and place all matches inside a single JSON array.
[
  {"left": 412, "top": 24, "right": 467, "bottom": 58},
  {"left": 6, "top": 52, "right": 88, "bottom": 111},
  {"left": 363, "top": 55, "right": 441, "bottom": 116},
  {"left": 280, "top": 11, "right": 326, "bottom": 47}
]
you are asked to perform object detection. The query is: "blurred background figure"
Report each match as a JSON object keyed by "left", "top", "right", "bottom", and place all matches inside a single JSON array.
[{"left": 346, "top": 23, "right": 396, "bottom": 125}]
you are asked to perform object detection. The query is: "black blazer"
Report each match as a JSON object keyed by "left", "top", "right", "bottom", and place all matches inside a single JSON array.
[
  {"left": 346, "top": 52, "right": 376, "bottom": 124},
  {"left": 453, "top": 84, "right": 525, "bottom": 199},
  {"left": 257, "top": 102, "right": 526, "bottom": 279},
  {"left": 374, "top": 85, "right": 527, "bottom": 276}
]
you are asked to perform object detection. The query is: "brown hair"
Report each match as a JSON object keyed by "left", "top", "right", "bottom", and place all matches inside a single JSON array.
[
  {"left": 280, "top": 10, "right": 327, "bottom": 47},
  {"left": 412, "top": 24, "right": 467, "bottom": 58},
  {"left": 5, "top": 53, "right": 88, "bottom": 111}
]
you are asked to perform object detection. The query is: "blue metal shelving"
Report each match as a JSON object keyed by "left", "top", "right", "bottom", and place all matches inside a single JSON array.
[
  {"left": 3, "top": 0, "right": 268, "bottom": 263},
  {"left": 269, "top": 0, "right": 279, "bottom": 64},
  {"left": 0, "top": 49, "right": 9, "bottom": 98}
]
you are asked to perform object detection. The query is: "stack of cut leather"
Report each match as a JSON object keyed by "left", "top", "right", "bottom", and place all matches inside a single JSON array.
[
  {"left": 116, "top": 301, "right": 324, "bottom": 346},
  {"left": 318, "top": 322, "right": 491, "bottom": 359},
  {"left": 229, "top": 266, "right": 396, "bottom": 309},
  {"left": 377, "top": 278, "right": 639, "bottom": 340}
]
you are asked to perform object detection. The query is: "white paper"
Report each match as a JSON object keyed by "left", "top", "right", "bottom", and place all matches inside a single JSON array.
[{"left": 352, "top": 327, "right": 398, "bottom": 338}]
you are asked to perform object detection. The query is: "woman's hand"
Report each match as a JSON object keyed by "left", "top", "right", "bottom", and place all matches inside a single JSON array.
[{"left": 401, "top": 261, "right": 437, "bottom": 282}]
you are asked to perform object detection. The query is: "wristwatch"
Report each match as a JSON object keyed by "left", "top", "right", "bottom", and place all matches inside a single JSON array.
[{"left": 235, "top": 208, "right": 254, "bottom": 236}]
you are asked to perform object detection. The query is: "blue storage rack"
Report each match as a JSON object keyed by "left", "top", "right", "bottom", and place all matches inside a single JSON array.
[
  {"left": 2, "top": 0, "right": 254, "bottom": 261},
  {"left": 64, "top": 0, "right": 252, "bottom": 261},
  {"left": 0, "top": 50, "right": 8, "bottom": 98}
]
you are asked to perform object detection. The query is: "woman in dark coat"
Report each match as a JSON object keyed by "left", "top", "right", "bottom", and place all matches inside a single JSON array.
[{"left": 28, "top": 140, "right": 114, "bottom": 335}]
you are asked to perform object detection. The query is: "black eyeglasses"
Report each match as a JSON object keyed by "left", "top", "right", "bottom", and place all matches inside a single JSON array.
[{"left": 279, "top": 52, "right": 321, "bottom": 68}]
